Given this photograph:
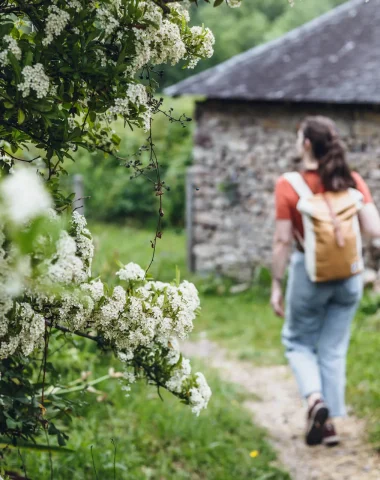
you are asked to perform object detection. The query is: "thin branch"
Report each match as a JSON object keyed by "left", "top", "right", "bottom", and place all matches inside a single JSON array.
[
  {"left": 144, "top": 66, "right": 165, "bottom": 276},
  {"left": 18, "top": 448, "right": 28, "bottom": 479},
  {"left": 41, "top": 322, "right": 52, "bottom": 405},
  {"left": 45, "top": 429, "right": 54, "bottom": 480},
  {"left": 45, "top": 320, "right": 102, "bottom": 343},
  {"left": 0, "top": 149, "right": 40, "bottom": 164}
]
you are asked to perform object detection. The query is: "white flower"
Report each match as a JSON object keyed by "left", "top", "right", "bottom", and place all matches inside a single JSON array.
[
  {"left": 47, "top": 231, "right": 87, "bottom": 284},
  {"left": 0, "top": 302, "right": 45, "bottom": 359},
  {"left": 96, "top": 7, "right": 119, "bottom": 36},
  {"left": 67, "top": 0, "right": 82, "bottom": 12},
  {"left": 5, "top": 255, "right": 31, "bottom": 297},
  {"left": 1, "top": 169, "right": 52, "bottom": 225},
  {"left": 116, "top": 262, "right": 145, "bottom": 282},
  {"left": 71, "top": 210, "right": 87, "bottom": 234},
  {"left": 123, "top": 371, "right": 136, "bottom": 383},
  {"left": 100, "top": 286, "right": 126, "bottom": 324},
  {"left": 81, "top": 279, "right": 104, "bottom": 301},
  {"left": 118, "top": 351, "right": 134, "bottom": 362},
  {"left": 0, "top": 35, "right": 21, "bottom": 67},
  {"left": 166, "top": 337, "right": 180, "bottom": 365},
  {"left": 165, "top": 357, "right": 191, "bottom": 393},
  {"left": 186, "top": 27, "right": 215, "bottom": 68},
  {"left": 71, "top": 212, "right": 94, "bottom": 275},
  {"left": 189, "top": 372, "right": 212, "bottom": 416},
  {"left": 18, "top": 303, "right": 45, "bottom": 356},
  {"left": 42, "top": 6, "right": 70, "bottom": 46},
  {"left": 18, "top": 64, "right": 50, "bottom": 99},
  {"left": 227, "top": 0, "right": 241, "bottom": 7}
]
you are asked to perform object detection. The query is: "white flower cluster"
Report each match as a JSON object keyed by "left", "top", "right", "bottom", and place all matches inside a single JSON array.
[
  {"left": 186, "top": 27, "right": 215, "bottom": 69},
  {"left": 47, "top": 231, "right": 88, "bottom": 285},
  {"left": 0, "top": 35, "right": 21, "bottom": 67},
  {"left": 71, "top": 211, "right": 94, "bottom": 277},
  {"left": 0, "top": 169, "right": 211, "bottom": 415},
  {"left": 189, "top": 372, "right": 212, "bottom": 416},
  {"left": 107, "top": 84, "right": 151, "bottom": 130},
  {"left": 42, "top": 6, "right": 70, "bottom": 46},
  {"left": 158, "top": 339, "right": 211, "bottom": 415},
  {"left": 67, "top": 266, "right": 208, "bottom": 412},
  {"left": 1, "top": 169, "right": 52, "bottom": 225},
  {"left": 0, "top": 302, "right": 45, "bottom": 358},
  {"left": 129, "top": 2, "right": 186, "bottom": 75},
  {"left": 67, "top": 0, "right": 82, "bottom": 12},
  {"left": 116, "top": 262, "right": 145, "bottom": 282},
  {"left": 96, "top": 7, "right": 120, "bottom": 36},
  {"left": 0, "top": 151, "right": 13, "bottom": 170},
  {"left": 166, "top": 356, "right": 192, "bottom": 393},
  {"left": 18, "top": 64, "right": 50, "bottom": 99}
]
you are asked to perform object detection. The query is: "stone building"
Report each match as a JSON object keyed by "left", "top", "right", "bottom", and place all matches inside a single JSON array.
[{"left": 165, "top": 0, "right": 380, "bottom": 282}]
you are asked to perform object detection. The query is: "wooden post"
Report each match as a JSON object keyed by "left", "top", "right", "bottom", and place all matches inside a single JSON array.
[
  {"left": 186, "top": 168, "right": 196, "bottom": 272},
  {"left": 73, "top": 174, "right": 85, "bottom": 215}
]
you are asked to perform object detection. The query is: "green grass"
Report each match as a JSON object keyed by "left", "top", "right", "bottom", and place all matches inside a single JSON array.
[
  {"left": 90, "top": 223, "right": 380, "bottom": 447},
  {"left": 194, "top": 292, "right": 285, "bottom": 365},
  {"left": 6, "top": 348, "right": 289, "bottom": 480},
  {"left": 347, "top": 309, "right": 380, "bottom": 446},
  {"left": 90, "top": 223, "right": 187, "bottom": 285}
]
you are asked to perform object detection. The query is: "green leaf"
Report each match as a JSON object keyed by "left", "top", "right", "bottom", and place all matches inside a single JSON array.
[
  {"left": 8, "top": 51, "right": 22, "bottom": 82},
  {"left": 18, "top": 109, "right": 25, "bottom": 125},
  {"left": 32, "top": 102, "right": 53, "bottom": 113},
  {"left": 0, "top": 23, "right": 14, "bottom": 38},
  {"left": 6, "top": 417, "right": 21, "bottom": 429},
  {"left": 214, "top": 0, "right": 224, "bottom": 6},
  {"left": 25, "top": 50, "right": 34, "bottom": 66},
  {"left": 3, "top": 102, "right": 14, "bottom": 109},
  {"left": 57, "top": 433, "right": 67, "bottom": 447},
  {"left": 111, "top": 133, "right": 121, "bottom": 145}
]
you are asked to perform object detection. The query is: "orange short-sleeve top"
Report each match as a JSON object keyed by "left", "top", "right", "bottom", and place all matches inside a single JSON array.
[{"left": 275, "top": 171, "right": 373, "bottom": 238}]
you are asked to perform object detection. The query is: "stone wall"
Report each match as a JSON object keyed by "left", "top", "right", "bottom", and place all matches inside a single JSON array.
[{"left": 188, "top": 100, "right": 380, "bottom": 282}]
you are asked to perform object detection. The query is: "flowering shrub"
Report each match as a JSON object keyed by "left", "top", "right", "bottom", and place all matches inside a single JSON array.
[
  {"left": 0, "top": 0, "right": 220, "bottom": 175},
  {"left": 0, "top": 169, "right": 210, "bottom": 414},
  {"left": 0, "top": 0, "right": 241, "bottom": 459}
]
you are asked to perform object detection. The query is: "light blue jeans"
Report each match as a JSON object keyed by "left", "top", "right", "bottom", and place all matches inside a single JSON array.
[{"left": 282, "top": 251, "right": 363, "bottom": 417}]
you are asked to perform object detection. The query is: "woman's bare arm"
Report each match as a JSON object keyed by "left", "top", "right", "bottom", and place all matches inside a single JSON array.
[
  {"left": 271, "top": 219, "right": 293, "bottom": 317},
  {"left": 358, "top": 203, "right": 380, "bottom": 239},
  {"left": 272, "top": 219, "right": 293, "bottom": 281}
]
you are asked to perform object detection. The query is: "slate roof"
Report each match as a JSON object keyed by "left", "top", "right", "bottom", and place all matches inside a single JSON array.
[{"left": 165, "top": 0, "right": 380, "bottom": 105}]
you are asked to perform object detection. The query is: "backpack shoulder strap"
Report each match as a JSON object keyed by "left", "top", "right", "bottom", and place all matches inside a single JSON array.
[
  {"left": 348, "top": 187, "right": 364, "bottom": 210},
  {"left": 283, "top": 172, "right": 313, "bottom": 199}
]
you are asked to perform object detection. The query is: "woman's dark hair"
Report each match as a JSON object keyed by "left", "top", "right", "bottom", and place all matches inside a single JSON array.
[{"left": 300, "top": 116, "right": 356, "bottom": 192}]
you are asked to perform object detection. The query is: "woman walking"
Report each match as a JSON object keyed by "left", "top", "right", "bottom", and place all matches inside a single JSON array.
[{"left": 271, "top": 116, "right": 380, "bottom": 446}]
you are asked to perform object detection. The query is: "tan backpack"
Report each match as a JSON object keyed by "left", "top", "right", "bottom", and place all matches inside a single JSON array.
[{"left": 284, "top": 172, "right": 364, "bottom": 282}]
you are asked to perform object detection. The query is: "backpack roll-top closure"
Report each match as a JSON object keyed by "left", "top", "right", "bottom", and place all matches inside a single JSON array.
[{"left": 297, "top": 190, "right": 363, "bottom": 222}]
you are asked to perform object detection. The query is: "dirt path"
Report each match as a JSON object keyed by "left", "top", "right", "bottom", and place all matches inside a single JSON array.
[{"left": 182, "top": 338, "right": 380, "bottom": 480}]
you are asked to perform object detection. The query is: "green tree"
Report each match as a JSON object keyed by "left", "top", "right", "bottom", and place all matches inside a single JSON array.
[{"left": 0, "top": 0, "right": 229, "bottom": 472}]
